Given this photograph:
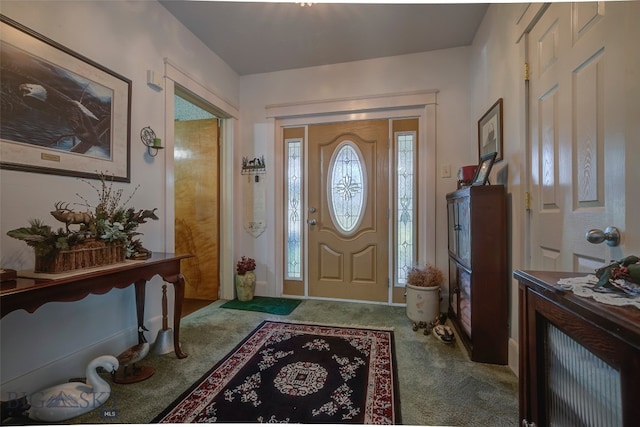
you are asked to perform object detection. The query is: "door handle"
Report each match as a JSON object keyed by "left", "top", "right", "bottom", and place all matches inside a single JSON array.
[
  {"left": 307, "top": 218, "right": 317, "bottom": 226},
  {"left": 585, "top": 226, "right": 620, "bottom": 247}
]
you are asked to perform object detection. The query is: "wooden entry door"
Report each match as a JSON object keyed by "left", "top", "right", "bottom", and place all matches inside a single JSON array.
[
  {"left": 174, "top": 118, "right": 220, "bottom": 300},
  {"left": 307, "top": 120, "right": 389, "bottom": 302}
]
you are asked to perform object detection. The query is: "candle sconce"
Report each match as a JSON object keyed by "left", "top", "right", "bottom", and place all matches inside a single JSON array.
[
  {"left": 140, "top": 126, "right": 164, "bottom": 157},
  {"left": 241, "top": 155, "right": 266, "bottom": 182}
]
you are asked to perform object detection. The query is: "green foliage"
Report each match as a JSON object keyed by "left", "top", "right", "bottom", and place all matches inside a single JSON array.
[
  {"left": 6, "top": 219, "right": 82, "bottom": 258},
  {"left": 7, "top": 173, "right": 157, "bottom": 260}
]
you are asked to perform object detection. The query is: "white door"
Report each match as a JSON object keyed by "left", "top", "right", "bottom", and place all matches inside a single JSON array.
[{"left": 528, "top": 2, "right": 639, "bottom": 271}]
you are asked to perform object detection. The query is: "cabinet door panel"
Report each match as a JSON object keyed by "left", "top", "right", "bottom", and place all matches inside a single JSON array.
[
  {"left": 447, "top": 201, "right": 458, "bottom": 257},
  {"left": 448, "top": 258, "right": 459, "bottom": 317},
  {"left": 458, "top": 197, "right": 471, "bottom": 266},
  {"left": 459, "top": 268, "right": 472, "bottom": 337},
  {"left": 528, "top": 289, "right": 627, "bottom": 426}
]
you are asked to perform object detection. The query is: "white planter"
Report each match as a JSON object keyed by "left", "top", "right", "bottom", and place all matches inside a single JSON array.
[{"left": 405, "top": 283, "right": 441, "bottom": 324}]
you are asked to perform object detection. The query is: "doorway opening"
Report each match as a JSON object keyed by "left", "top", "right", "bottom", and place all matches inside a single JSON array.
[{"left": 173, "top": 89, "right": 220, "bottom": 315}]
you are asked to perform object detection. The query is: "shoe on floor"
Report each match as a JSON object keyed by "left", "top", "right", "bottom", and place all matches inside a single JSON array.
[{"left": 433, "top": 325, "right": 455, "bottom": 344}]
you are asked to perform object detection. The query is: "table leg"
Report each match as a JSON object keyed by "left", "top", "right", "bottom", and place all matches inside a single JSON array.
[
  {"left": 134, "top": 279, "right": 147, "bottom": 343},
  {"left": 163, "top": 273, "right": 188, "bottom": 359}
]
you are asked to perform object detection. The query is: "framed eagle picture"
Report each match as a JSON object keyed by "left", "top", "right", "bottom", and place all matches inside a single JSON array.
[{"left": 0, "top": 15, "right": 131, "bottom": 182}]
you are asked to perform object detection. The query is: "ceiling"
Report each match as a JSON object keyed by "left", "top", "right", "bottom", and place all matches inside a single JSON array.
[{"left": 159, "top": 1, "right": 489, "bottom": 76}]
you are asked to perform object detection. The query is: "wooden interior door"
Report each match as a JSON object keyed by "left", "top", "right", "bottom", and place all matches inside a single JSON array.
[
  {"left": 174, "top": 118, "right": 220, "bottom": 300},
  {"left": 307, "top": 120, "right": 389, "bottom": 302},
  {"left": 528, "top": 2, "right": 635, "bottom": 271}
]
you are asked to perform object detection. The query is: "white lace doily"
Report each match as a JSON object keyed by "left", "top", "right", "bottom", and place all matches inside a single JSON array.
[{"left": 557, "top": 274, "right": 640, "bottom": 309}]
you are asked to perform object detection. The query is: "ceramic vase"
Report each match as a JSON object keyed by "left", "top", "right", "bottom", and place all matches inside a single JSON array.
[
  {"left": 405, "top": 283, "right": 441, "bottom": 324},
  {"left": 235, "top": 271, "right": 256, "bottom": 301}
]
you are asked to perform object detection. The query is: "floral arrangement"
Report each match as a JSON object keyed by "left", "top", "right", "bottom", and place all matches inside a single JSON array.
[
  {"left": 6, "top": 172, "right": 158, "bottom": 270},
  {"left": 406, "top": 264, "right": 444, "bottom": 288},
  {"left": 236, "top": 256, "right": 256, "bottom": 275}
]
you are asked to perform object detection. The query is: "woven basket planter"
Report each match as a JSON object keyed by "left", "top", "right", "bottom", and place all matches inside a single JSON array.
[{"left": 35, "top": 240, "right": 125, "bottom": 273}]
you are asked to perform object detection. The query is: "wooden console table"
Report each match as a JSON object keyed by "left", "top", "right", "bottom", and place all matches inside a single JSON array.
[{"left": 0, "top": 252, "right": 191, "bottom": 359}]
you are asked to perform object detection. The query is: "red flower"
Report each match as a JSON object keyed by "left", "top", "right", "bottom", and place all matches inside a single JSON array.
[{"left": 236, "top": 256, "right": 256, "bottom": 275}]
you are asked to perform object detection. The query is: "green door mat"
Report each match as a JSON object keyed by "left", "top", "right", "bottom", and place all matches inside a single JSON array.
[{"left": 221, "top": 296, "right": 302, "bottom": 315}]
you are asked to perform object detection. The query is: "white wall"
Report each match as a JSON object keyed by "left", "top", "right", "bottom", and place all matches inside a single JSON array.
[
  {"left": 237, "top": 47, "right": 473, "bottom": 298},
  {"left": 469, "top": 3, "right": 528, "bottom": 373},
  {"left": 0, "top": 0, "right": 239, "bottom": 395}
]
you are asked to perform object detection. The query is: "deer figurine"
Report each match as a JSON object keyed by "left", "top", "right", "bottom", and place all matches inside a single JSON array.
[{"left": 50, "top": 202, "right": 93, "bottom": 232}]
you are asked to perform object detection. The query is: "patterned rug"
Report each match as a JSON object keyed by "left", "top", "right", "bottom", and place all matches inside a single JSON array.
[{"left": 152, "top": 320, "right": 400, "bottom": 424}]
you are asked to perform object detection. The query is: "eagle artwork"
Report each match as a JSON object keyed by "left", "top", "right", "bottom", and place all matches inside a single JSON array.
[
  {"left": 18, "top": 82, "right": 110, "bottom": 155},
  {"left": 0, "top": 39, "right": 113, "bottom": 158}
]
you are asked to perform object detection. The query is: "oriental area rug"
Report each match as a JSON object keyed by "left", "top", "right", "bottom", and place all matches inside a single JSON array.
[{"left": 152, "top": 320, "right": 400, "bottom": 424}]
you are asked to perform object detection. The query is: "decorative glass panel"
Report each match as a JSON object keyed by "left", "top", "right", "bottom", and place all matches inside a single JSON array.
[
  {"left": 395, "top": 132, "right": 416, "bottom": 286},
  {"left": 328, "top": 143, "right": 365, "bottom": 233},
  {"left": 546, "top": 324, "right": 622, "bottom": 426},
  {"left": 286, "top": 139, "right": 302, "bottom": 279}
]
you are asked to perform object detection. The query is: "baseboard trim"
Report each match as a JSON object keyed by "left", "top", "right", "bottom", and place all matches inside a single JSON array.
[
  {"left": 508, "top": 337, "right": 519, "bottom": 376},
  {"left": 1, "top": 315, "right": 163, "bottom": 399}
]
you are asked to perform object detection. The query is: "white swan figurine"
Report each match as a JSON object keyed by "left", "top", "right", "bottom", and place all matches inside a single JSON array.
[{"left": 26, "top": 355, "right": 119, "bottom": 422}]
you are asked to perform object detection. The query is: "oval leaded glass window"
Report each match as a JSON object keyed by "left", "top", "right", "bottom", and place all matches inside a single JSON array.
[{"left": 328, "top": 142, "right": 366, "bottom": 233}]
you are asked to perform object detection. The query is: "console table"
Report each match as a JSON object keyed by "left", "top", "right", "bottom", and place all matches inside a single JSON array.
[{"left": 0, "top": 252, "right": 192, "bottom": 359}]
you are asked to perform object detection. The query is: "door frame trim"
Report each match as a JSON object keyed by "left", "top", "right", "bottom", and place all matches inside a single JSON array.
[
  {"left": 163, "top": 59, "right": 238, "bottom": 300},
  {"left": 270, "top": 91, "right": 438, "bottom": 303}
]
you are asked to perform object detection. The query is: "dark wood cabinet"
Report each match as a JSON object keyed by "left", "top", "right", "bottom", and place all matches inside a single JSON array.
[
  {"left": 515, "top": 270, "right": 640, "bottom": 427},
  {"left": 446, "top": 185, "right": 507, "bottom": 364}
]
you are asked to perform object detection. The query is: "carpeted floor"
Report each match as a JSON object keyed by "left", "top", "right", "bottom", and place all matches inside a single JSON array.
[{"left": 19, "top": 299, "right": 518, "bottom": 425}]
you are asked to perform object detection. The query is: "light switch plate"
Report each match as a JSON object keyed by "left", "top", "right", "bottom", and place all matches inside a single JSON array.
[{"left": 441, "top": 163, "right": 451, "bottom": 178}]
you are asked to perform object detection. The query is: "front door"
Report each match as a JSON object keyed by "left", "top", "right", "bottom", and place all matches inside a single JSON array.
[
  {"left": 528, "top": 2, "right": 637, "bottom": 270},
  {"left": 307, "top": 120, "right": 389, "bottom": 302}
]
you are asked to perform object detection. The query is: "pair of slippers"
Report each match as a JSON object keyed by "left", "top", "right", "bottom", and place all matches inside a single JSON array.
[{"left": 433, "top": 324, "right": 455, "bottom": 344}]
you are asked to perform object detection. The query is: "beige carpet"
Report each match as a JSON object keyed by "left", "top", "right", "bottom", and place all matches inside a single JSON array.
[{"left": 24, "top": 299, "right": 518, "bottom": 425}]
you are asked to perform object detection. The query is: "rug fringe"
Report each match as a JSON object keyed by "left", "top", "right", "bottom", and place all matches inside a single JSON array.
[{"left": 263, "top": 317, "right": 395, "bottom": 331}]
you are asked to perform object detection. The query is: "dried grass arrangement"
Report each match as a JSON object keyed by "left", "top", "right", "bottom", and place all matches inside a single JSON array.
[{"left": 406, "top": 264, "right": 444, "bottom": 288}]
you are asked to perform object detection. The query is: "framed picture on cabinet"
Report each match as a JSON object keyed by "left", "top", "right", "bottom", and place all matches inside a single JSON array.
[
  {"left": 472, "top": 151, "right": 497, "bottom": 186},
  {"left": 0, "top": 15, "right": 131, "bottom": 182},
  {"left": 478, "top": 98, "right": 503, "bottom": 162}
]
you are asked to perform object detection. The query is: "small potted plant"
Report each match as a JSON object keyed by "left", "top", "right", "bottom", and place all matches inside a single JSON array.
[
  {"left": 405, "top": 264, "right": 443, "bottom": 326},
  {"left": 235, "top": 256, "right": 256, "bottom": 301}
]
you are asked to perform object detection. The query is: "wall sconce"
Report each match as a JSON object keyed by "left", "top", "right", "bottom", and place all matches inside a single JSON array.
[{"left": 140, "top": 126, "right": 164, "bottom": 157}]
